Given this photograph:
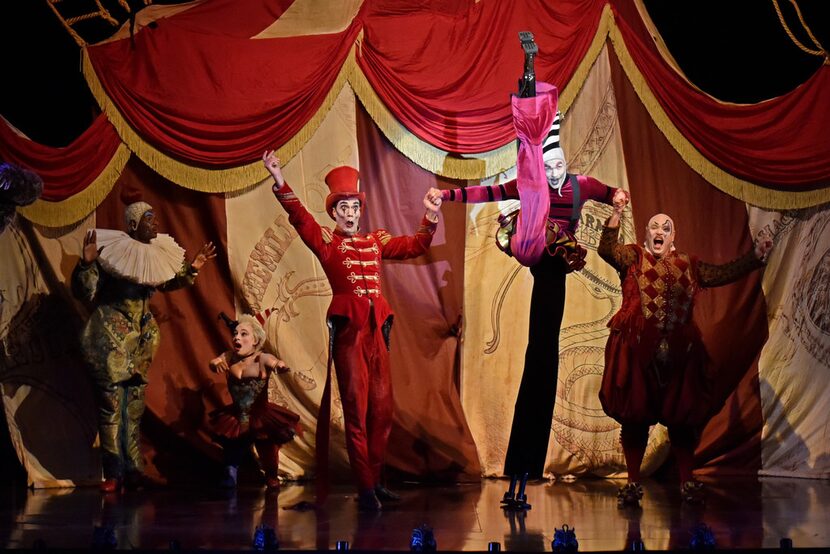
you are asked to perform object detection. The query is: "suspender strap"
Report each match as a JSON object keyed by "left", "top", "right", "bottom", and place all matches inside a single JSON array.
[{"left": 569, "top": 174, "right": 580, "bottom": 223}]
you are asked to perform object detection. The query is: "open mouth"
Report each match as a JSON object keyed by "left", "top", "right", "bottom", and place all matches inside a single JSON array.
[
  {"left": 233, "top": 341, "right": 242, "bottom": 351},
  {"left": 654, "top": 237, "right": 664, "bottom": 248}
]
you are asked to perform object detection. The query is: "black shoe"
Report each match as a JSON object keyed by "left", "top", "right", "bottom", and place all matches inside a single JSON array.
[
  {"left": 357, "top": 490, "right": 382, "bottom": 512},
  {"left": 617, "top": 482, "right": 644, "bottom": 508},
  {"left": 374, "top": 484, "right": 401, "bottom": 502}
]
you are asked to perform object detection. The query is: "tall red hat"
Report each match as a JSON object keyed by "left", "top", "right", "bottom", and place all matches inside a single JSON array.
[{"left": 324, "top": 166, "right": 365, "bottom": 219}]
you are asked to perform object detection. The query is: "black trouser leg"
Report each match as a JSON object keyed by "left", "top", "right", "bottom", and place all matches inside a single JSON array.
[{"left": 503, "top": 255, "right": 567, "bottom": 477}]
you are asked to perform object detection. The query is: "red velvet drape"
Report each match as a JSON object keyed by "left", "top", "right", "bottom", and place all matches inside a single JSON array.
[
  {"left": 86, "top": 0, "right": 363, "bottom": 167},
  {"left": 356, "top": 102, "right": 481, "bottom": 481},
  {"left": 358, "top": 0, "right": 606, "bottom": 153},
  {"left": 0, "top": 114, "right": 121, "bottom": 201},
  {"left": 610, "top": 0, "right": 830, "bottom": 189}
]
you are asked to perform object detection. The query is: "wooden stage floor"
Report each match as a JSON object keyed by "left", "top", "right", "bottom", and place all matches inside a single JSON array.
[{"left": 2, "top": 476, "right": 829, "bottom": 551}]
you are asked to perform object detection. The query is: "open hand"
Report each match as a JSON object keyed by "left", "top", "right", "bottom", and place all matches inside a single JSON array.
[
  {"left": 210, "top": 355, "right": 230, "bottom": 374},
  {"left": 82, "top": 229, "right": 98, "bottom": 264},
  {"left": 191, "top": 241, "right": 217, "bottom": 271}
]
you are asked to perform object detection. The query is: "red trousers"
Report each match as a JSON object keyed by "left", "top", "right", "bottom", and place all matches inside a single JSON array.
[{"left": 331, "top": 315, "right": 393, "bottom": 492}]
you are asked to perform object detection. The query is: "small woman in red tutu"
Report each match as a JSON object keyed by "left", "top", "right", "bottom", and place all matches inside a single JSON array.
[{"left": 208, "top": 314, "right": 301, "bottom": 489}]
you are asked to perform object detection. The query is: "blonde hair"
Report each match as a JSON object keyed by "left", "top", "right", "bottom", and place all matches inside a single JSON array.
[{"left": 236, "top": 314, "right": 266, "bottom": 348}]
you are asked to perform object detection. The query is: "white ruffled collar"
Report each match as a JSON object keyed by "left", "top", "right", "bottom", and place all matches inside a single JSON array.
[{"left": 95, "top": 229, "right": 186, "bottom": 286}]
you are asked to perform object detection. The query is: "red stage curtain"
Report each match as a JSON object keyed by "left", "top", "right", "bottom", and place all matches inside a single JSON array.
[
  {"left": 611, "top": 0, "right": 830, "bottom": 190},
  {"left": 0, "top": 114, "right": 122, "bottom": 201},
  {"left": 86, "top": 0, "right": 362, "bottom": 167},
  {"left": 358, "top": 0, "right": 607, "bottom": 153},
  {"left": 356, "top": 102, "right": 481, "bottom": 481}
]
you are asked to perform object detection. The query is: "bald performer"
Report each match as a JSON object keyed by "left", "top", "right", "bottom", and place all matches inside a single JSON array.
[{"left": 597, "top": 200, "right": 772, "bottom": 507}]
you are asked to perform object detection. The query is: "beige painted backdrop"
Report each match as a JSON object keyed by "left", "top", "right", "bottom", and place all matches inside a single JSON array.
[{"left": 749, "top": 205, "right": 830, "bottom": 479}]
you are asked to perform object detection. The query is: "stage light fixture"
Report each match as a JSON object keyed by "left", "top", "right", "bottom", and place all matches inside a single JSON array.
[
  {"left": 689, "top": 523, "right": 715, "bottom": 551},
  {"left": 336, "top": 540, "right": 350, "bottom": 550},
  {"left": 780, "top": 537, "right": 793, "bottom": 550},
  {"left": 551, "top": 524, "right": 578, "bottom": 552},
  {"left": 488, "top": 541, "right": 502, "bottom": 551},
  {"left": 410, "top": 524, "right": 437, "bottom": 551},
  {"left": 252, "top": 524, "right": 278, "bottom": 551}
]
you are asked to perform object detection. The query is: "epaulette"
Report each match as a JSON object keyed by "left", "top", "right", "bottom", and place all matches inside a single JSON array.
[
  {"left": 321, "top": 227, "right": 333, "bottom": 244},
  {"left": 374, "top": 229, "right": 391, "bottom": 245}
]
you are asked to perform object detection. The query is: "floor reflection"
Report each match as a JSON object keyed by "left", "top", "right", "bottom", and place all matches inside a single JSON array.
[{"left": 1, "top": 476, "right": 828, "bottom": 550}]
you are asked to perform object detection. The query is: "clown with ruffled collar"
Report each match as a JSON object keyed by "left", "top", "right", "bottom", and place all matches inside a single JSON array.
[{"left": 72, "top": 200, "right": 215, "bottom": 493}]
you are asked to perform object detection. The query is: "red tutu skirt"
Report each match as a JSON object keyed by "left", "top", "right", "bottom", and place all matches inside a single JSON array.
[{"left": 209, "top": 397, "right": 301, "bottom": 445}]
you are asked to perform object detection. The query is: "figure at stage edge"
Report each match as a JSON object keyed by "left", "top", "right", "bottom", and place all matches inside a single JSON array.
[
  {"left": 598, "top": 198, "right": 772, "bottom": 507},
  {"left": 72, "top": 200, "right": 216, "bottom": 493},
  {"left": 208, "top": 313, "right": 301, "bottom": 490},
  {"left": 263, "top": 151, "right": 442, "bottom": 512},
  {"left": 427, "top": 82, "right": 629, "bottom": 487},
  {"left": 0, "top": 162, "right": 43, "bottom": 234}
]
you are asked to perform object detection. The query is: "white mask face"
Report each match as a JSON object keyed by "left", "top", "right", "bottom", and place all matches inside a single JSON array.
[
  {"left": 644, "top": 214, "right": 676, "bottom": 258},
  {"left": 333, "top": 199, "right": 361, "bottom": 235},
  {"left": 544, "top": 153, "right": 567, "bottom": 189}
]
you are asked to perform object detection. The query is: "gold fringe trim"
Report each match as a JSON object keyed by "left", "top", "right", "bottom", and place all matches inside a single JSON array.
[
  {"left": 82, "top": 47, "right": 354, "bottom": 193},
  {"left": 607, "top": 20, "right": 830, "bottom": 210},
  {"left": 559, "top": 4, "right": 615, "bottom": 113},
  {"left": 18, "top": 143, "right": 131, "bottom": 227},
  {"left": 349, "top": 5, "right": 614, "bottom": 181},
  {"left": 348, "top": 62, "right": 515, "bottom": 180}
]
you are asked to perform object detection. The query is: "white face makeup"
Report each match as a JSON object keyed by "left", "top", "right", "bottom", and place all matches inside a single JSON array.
[
  {"left": 644, "top": 214, "right": 675, "bottom": 258},
  {"left": 333, "top": 199, "right": 361, "bottom": 236},
  {"left": 544, "top": 156, "right": 567, "bottom": 189}
]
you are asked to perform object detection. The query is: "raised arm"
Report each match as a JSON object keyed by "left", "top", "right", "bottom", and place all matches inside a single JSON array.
[
  {"left": 598, "top": 194, "right": 637, "bottom": 271},
  {"left": 71, "top": 229, "right": 102, "bottom": 302},
  {"left": 263, "top": 150, "right": 327, "bottom": 257}
]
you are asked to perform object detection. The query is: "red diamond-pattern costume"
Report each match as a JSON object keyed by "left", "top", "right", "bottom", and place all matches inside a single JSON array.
[
  {"left": 597, "top": 221, "right": 764, "bottom": 486},
  {"left": 273, "top": 181, "right": 436, "bottom": 492}
]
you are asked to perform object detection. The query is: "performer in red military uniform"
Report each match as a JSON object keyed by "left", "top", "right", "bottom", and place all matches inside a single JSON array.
[
  {"left": 262, "top": 151, "right": 442, "bottom": 511},
  {"left": 598, "top": 199, "right": 772, "bottom": 506}
]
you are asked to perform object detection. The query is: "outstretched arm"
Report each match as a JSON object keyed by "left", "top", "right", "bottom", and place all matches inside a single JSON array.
[
  {"left": 428, "top": 181, "right": 519, "bottom": 205},
  {"left": 697, "top": 232, "right": 772, "bottom": 288},
  {"left": 209, "top": 352, "right": 232, "bottom": 374}
]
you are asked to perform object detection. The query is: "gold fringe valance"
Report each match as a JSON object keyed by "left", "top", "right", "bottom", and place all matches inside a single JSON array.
[
  {"left": 81, "top": 48, "right": 355, "bottom": 194},
  {"left": 348, "top": 63, "right": 516, "bottom": 181},
  {"left": 44, "top": 6, "right": 827, "bottom": 220},
  {"left": 348, "top": 4, "right": 614, "bottom": 182},
  {"left": 607, "top": 22, "right": 830, "bottom": 210},
  {"left": 18, "top": 143, "right": 131, "bottom": 227}
]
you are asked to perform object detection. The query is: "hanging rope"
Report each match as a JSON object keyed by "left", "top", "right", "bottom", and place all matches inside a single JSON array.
[{"left": 771, "top": 0, "right": 829, "bottom": 63}]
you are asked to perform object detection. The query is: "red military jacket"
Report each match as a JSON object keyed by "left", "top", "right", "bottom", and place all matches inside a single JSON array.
[{"left": 274, "top": 182, "right": 437, "bottom": 328}]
